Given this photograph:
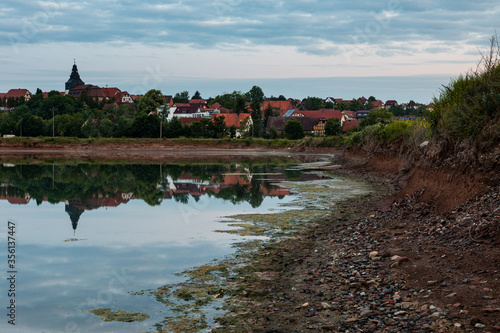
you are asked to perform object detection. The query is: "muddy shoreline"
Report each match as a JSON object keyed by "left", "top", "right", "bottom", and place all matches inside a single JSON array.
[{"left": 1, "top": 143, "right": 498, "bottom": 332}]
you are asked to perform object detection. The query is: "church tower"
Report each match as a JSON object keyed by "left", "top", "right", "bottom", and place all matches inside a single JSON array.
[{"left": 65, "top": 60, "right": 85, "bottom": 93}]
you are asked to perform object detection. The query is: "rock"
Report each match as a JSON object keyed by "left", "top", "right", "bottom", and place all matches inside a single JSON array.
[
  {"left": 369, "top": 251, "right": 379, "bottom": 258},
  {"left": 391, "top": 255, "right": 409, "bottom": 262},
  {"left": 475, "top": 323, "right": 486, "bottom": 329},
  {"left": 420, "top": 141, "right": 429, "bottom": 149},
  {"left": 394, "top": 311, "right": 407, "bottom": 316},
  {"left": 445, "top": 292, "right": 457, "bottom": 298},
  {"left": 482, "top": 307, "right": 500, "bottom": 313},
  {"left": 301, "top": 302, "right": 309, "bottom": 307},
  {"left": 321, "top": 302, "right": 331, "bottom": 309},
  {"left": 427, "top": 281, "right": 438, "bottom": 286}
]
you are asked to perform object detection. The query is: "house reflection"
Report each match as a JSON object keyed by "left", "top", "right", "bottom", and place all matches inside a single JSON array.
[{"left": 0, "top": 168, "right": 317, "bottom": 233}]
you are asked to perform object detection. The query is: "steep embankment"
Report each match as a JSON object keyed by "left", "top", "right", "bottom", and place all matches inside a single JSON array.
[{"left": 215, "top": 143, "right": 499, "bottom": 332}]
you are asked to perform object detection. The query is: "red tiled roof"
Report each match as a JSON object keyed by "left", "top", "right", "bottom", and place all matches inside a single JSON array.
[
  {"left": 262, "top": 100, "right": 295, "bottom": 116},
  {"left": 189, "top": 99, "right": 206, "bottom": 105},
  {"left": 385, "top": 100, "right": 398, "bottom": 106},
  {"left": 293, "top": 109, "right": 342, "bottom": 120},
  {"left": 179, "top": 118, "right": 202, "bottom": 126},
  {"left": 101, "top": 87, "right": 121, "bottom": 98},
  {"left": 213, "top": 113, "right": 251, "bottom": 129},
  {"left": 343, "top": 111, "right": 357, "bottom": 118},
  {"left": 266, "top": 117, "right": 324, "bottom": 132},
  {"left": 343, "top": 119, "right": 359, "bottom": 132},
  {"left": 6, "top": 89, "right": 30, "bottom": 99}
]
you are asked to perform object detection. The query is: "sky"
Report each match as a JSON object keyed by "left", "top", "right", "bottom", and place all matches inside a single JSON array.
[{"left": 0, "top": 0, "right": 498, "bottom": 103}]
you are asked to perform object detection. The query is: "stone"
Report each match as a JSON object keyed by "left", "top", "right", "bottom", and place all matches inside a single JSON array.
[
  {"left": 427, "top": 281, "right": 438, "bottom": 286},
  {"left": 394, "top": 311, "right": 407, "bottom": 316},
  {"left": 369, "top": 251, "right": 379, "bottom": 258},
  {"left": 475, "top": 323, "right": 486, "bottom": 329},
  {"left": 445, "top": 292, "right": 457, "bottom": 298}
]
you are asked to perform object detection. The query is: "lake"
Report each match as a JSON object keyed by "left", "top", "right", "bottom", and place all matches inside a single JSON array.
[{"left": 0, "top": 160, "right": 372, "bottom": 332}]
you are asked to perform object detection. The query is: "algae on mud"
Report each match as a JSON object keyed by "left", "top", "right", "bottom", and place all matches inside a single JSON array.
[
  {"left": 87, "top": 308, "right": 150, "bottom": 322},
  {"left": 144, "top": 170, "right": 375, "bottom": 332}
]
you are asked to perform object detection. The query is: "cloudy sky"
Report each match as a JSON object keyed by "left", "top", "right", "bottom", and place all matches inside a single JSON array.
[{"left": 0, "top": 0, "right": 498, "bottom": 102}]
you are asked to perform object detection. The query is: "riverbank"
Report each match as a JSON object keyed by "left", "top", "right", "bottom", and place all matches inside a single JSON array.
[
  {"left": 1, "top": 139, "right": 498, "bottom": 332},
  {"left": 214, "top": 149, "right": 499, "bottom": 332}
]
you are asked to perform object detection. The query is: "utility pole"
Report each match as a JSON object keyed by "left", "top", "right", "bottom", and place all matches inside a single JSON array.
[{"left": 50, "top": 107, "right": 57, "bottom": 137}]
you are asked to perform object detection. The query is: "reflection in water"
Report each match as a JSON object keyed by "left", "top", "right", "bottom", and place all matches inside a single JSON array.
[
  {"left": 0, "top": 163, "right": 325, "bottom": 234},
  {"left": 0, "top": 162, "right": 333, "bottom": 332}
]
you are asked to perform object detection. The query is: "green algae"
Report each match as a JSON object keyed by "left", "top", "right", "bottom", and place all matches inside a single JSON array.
[
  {"left": 135, "top": 167, "right": 376, "bottom": 332},
  {"left": 87, "top": 308, "right": 150, "bottom": 322}
]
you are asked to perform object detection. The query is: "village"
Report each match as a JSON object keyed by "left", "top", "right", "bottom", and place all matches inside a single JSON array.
[{"left": 0, "top": 62, "right": 433, "bottom": 139}]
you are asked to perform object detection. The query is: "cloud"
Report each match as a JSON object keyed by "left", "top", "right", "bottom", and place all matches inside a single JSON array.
[{"left": 1, "top": 0, "right": 497, "bottom": 57}]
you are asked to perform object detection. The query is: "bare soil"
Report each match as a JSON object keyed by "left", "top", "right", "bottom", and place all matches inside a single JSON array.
[{"left": 1, "top": 141, "right": 498, "bottom": 332}]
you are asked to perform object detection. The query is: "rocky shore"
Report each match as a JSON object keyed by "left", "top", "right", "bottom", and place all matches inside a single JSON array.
[{"left": 215, "top": 150, "right": 499, "bottom": 332}]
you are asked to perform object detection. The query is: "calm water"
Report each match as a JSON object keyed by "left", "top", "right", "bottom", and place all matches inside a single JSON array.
[
  {"left": 0, "top": 163, "right": 314, "bottom": 332},
  {"left": 0, "top": 161, "right": 370, "bottom": 332}
]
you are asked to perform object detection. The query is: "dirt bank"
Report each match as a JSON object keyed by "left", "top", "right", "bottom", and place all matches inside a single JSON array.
[{"left": 215, "top": 149, "right": 499, "bottom": 332}]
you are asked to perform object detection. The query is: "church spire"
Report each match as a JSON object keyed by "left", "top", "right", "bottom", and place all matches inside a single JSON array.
[{"left": 65, "top": 60, "right": 85, "bottom": 91}]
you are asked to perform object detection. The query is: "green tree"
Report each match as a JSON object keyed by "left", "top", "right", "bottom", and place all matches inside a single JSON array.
[
  {"left": 324, "top": 101, "right": 334, "bottom": 109},
  {"left": 191, "top": 90, "right": 202, "bottom": 99},
  {"left": 300, "top": 97, "right": 324, "bottom": 110},
  {"left": 246, "top": 86, "right": 265, "bottom": 104},
  {"left": 234, "top": 95, "right": 247, "bottom": 114},
  {"left": 20, "top": 115, "right": 45, "bottom": 137},
  {"left": 173, "top": 91, "right": 190, "bottom": 103},
  {"left": 360, "top": 109, "right": 393, "bottom": 128},
  {"left": 284, "top": 120, "right": 304, "bottom": 139},
  {"left": 166, "top": 117, "right": 184, "bottom": 138},
  {"left": 211, "top": 115, "right": 227, "bottom": 138},
  {"left": 137, "top": 89, "right": 165, "bottom": 114},
  {"left": 325, "top": 118, "right": 343, "bottom": 136},
  {"left": 131, "top": 113, "right": 161, "bottom": 138},
  {"left": 336, "top": 100, "right": 349, "bottom": 111}
]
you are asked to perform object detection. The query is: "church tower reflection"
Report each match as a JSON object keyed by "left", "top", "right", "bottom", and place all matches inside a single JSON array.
[{"left": 65, "top": 203, "right": 84, "bottom": 234}]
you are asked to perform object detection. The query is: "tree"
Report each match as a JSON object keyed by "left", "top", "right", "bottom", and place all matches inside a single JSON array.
[
  {"left": 173, "top": 91, "right": 189, "bottom": 103},
  {"left": 191, "top": 90, "right": 202, "bottom": 100},
  {"left": 166, "top": 117, "right": 184, "bottom": 138},
  {"left": 360, "top": 109, "right": 393, "bottom": 128},
  {"left": 137, "top": 89, "right": 165, "bottom": 114},
  {"left": 300, "top": 97, "right": 324, "bottom": 110},
  {"left": 349, "top": 98, "right": 363, "bottom": 111},
  {"left": 336, "top": 100, "right": 349, "bottom": 111},
  {"left": 234, "top": 95, "right": 247, "bottom": 114},
  {"left": 324, "top": 101, "right": 334, "bottom": 109},
  {"left": 131, "top": 113, "right": 160, "bottom": 138},
  {"left": 211, "top": 115, "right": 227, "bottom": 138},
  {"left": 246, "top": 86, "right": 265, "bottom": 104},
  {"left": 284, "top": 120, "right": 305, "bottom": 139},
  {"left": 325, "top": 118, "right": 343, "bottom": 136}
]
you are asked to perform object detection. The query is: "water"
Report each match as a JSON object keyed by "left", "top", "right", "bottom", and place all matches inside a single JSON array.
[
  {"left": 0, "top": 161, "right": 372, "bottom": 332},
  {"left": 0, "top": 162, "right": 312, "bottom": 332}
]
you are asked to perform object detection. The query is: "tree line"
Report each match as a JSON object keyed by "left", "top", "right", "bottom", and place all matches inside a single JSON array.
[{"left": 0, "top": 85, "right": 424, "bottom": 139}]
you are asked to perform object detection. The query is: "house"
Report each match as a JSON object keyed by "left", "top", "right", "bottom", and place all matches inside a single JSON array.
[
  {"left": 6, "top": 89, "right": 31, "bottom": 102},
  {"left": 343, "top": 110, "right": 357, "bottom": 119},
  {"left": 342, "top": 118, "right": 359, "bottom": 132},
  {"left": 266, "top": 117, "right": 327, "bottom": 136},
  {"left": 209, "top": 102, "right": 231, "bottom": 113},
  {"left": 164, "top": 95, "right": 174, "bottom": 107},
  {"left": 291, "top": 109, "right": 344, "bottom": 122},
  {"left": 214, "top": 113, "right": 252, "bottom": 138},
  {"left": 356, "top": 110, "right": 371, "bottom": 121},
  {"left": 68, "top": 85, "right": 106, "bottom": 101},
  {"left": 385, "top": 100, "right": 398, "bottom": 108},
  {"left": 371, "top": 100, "right": 384, "bottom": 109},
  {"left": 261, "top": 100, "right": 295, "bottom": 117}
]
